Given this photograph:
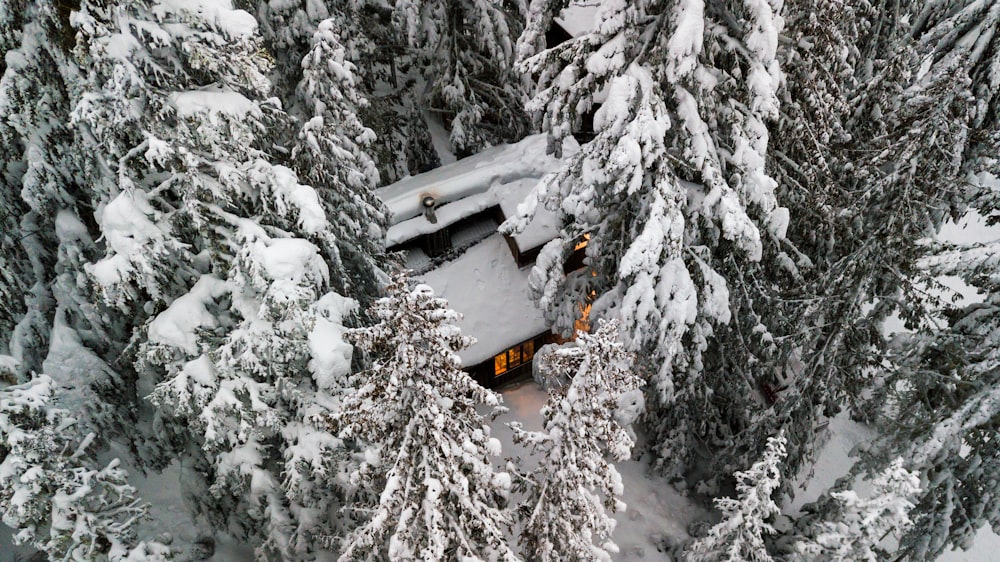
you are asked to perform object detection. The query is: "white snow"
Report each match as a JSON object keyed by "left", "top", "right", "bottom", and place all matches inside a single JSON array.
[
  {"left": 309, "top": 292, "right": 357, "bottom": 392},
  {"left": 424, "top": 110, "right": 457, "bottom": 165},
  {"left": 492, "top": 381, "right": 708, "bottom": 560},
  {"left": 169, "top": 88, "right": 261, "bottom": 119},
  {"left": 0, "top": 355, "right": 17, "bottom": 380},
  {"left": 376, "top": 134, "right": 577, "bottom": 226},
  {"left": 257, "top": 238, "right": 328, "bottom": 283},
  {"left": 155, "top": 0, "right": 258, "bottom": 38},
  {"left": 385, "top": 177, "right": 562, "bottom": 251},
  {"left": 89, "top": 190, "right": 169, "bottom": 289},
  {"left": 555, "top": 3, "right": 600, "bottom": 39},
  {"left": 386, "top": 191, "right": 497, "bottom": 247},
  {"left": 146, "top": 275, "right": 229, "bottom": 355},
  {"left": 499, "top": 178, "right": 561, "bottom": 251},
  {"left": 419, "top": 234, "right": 549, "bottom": 366}
]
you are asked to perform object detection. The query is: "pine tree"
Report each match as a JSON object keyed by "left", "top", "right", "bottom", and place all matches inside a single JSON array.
[
  {"left": 0, "top": 0, "right": 140, "bottom": 484},
  {"left": 818, "top": 2, "right": 1000, "bottom": 558},
  {"left": 346, "top": 1, "right": 440, "bottom": 183},
  {"left": 331, "top": 275, "right": 517, "bottom": 561},
  {"left": 72, "top": 0, "right": 368, "bottom": 556},
  {"left": 291, "top": 17, "right": 391, "bottom": 302},
  {"left": 684, "top": 433, "right": 786, "bottom": 562},
  {"left": 711, "top": 0, "right": 989, "bottom": 484},
  {"left": 394, "top": 0, "right": 528, "bottom": 156},
  {"left": 0, "top": 372, "right": 155, "bottom": 560},
  {"left": 0, "top": 0, "right": 87, "bottom": 378},
  {"left": 505, "top": 0, "right": 789, "bottom": 480},
  {"left": 252, "top": 0, "right": 440, "bottom": 185},
  {"left": 513, "top": 320, "right": 643, "bottom": 561},
  {"left": 863, "top": 227, "right": 1000, "bottom": 560},
  {"left": 792, "top": 458, "right": 920, "bottom": 562}
]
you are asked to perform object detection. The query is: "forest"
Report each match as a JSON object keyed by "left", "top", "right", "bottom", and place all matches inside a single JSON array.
[{"left": 0, "top": 0, "right": 998, "bottom": 560}]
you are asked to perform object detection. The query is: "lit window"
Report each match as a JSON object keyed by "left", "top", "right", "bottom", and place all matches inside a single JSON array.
[
  {"left": 573, "top": 233, "right": 591, "bottom": 251},
  {"left": 509, "top": 346, "right": 522, "bottom": 367},
  {"left": 494, "top": 353, "right": 508, "bottom": 376},
  {"left": 523, "top": 340, "right": 535, "bottom": 362}
]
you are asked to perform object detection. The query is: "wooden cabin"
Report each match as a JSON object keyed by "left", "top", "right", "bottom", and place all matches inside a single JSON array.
[{"left": 376, "top": 134, "right": 588, "bottom": 388}]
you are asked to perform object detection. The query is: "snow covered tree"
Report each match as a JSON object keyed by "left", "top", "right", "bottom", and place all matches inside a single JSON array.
[
  {"left": 394, "top": 0, "right": 528, "bottom": 156},
  {"left": 512, "top": 320, "right": 643, "bottom": 561},
  {"left": 254, "top": 0, "right": 331, "bottom": 103},
  {"left": 0, "top": 0, "right": 140, "bottom": 470},
  {"left": 0, "top": 372, "right": 154, "bottom": 561},
  {"left": 776, "top": 2, "right": 1000, "bottom": 557},
  {"left": 72, "top": 0, "right": 366, "bottom": 556},
  {"left": 0, "top": 0, "right": 86, "bottom": 378},
  {"left": 791, "top": 458, "right": 920, "bottom": 562},
  {"left": 291, "top": 18, "right": 391, "bottom": 302},
  {"left": 505, "top": 0, "right": 789, "bottom": 480},
  {"left": 251, "top": 0, "right": 439, "bottom": 185},
  {"left": 861, "top": 205, "right": 1000, "bottom": 560},
  {"left": 709, "top": 0, "right": 995, "bottom": 484},
  {"left": 342, "top": 1, "right": 441, "bottom": 183},
  {"left": 331, "top": 275, "right": 517, "bottom": 561},
  {"left": 684, "top": 433, "right": 786, "bottom": 562}
]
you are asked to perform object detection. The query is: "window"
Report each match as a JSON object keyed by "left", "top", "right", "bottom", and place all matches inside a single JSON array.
[
  {"left": 509, "top": 346, "right": 521, "bottom": 366},
  {"left": 493, "top": 339, "right": 538, "bottom": 377},
  {"left": 494, "top": 353, "right": 508, "bottom": 375}
]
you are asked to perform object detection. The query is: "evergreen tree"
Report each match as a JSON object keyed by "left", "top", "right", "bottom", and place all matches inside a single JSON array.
[
  {"left": 332, "top": 275, "right": 517, "bottom": 561},
  {"left": 505, "top": 0, "right": 789, "bottom": 480},
  {"left": 684, "top": 433, "right": 786, "bottom": 562},
  {"left": 863, "top": 223, "right": 1000, "bottom": 560},
  {"left": 291, "top": 17, "right": 391, "bottom": 302},
  {"left": 792, "top": 458, "right": 920, "bottom": 562},
  {"left": 73, "top": 0, "right": 368, "bottom": 556},
  {"left": 345, "top": 1, "right": 440, "bottom": 183},
  {"left": 394, "top": 0, "right": 528, "bottom": 156},
  {"left": 784, "top": 1, "right": 1000, "bottom": 560},
  {"left": 0, "top": 0, "right": 87, "bottom": 378},
  {"left": 513, "top": 320, "right": 643, "bottom": 561},
  {"left": 709, "top": 0, "right": 988, "bottom": 484},
  {"left": 253, "top": 0, "right": 439, "bottom": 185},
  {"left": 0, "top": 372, "right": 157, "bottom": 560}
]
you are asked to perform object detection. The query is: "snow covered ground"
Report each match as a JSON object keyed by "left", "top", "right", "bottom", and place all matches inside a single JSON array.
[
  {"left": 4, "top": 371, "right": 998, "bottom": 562},
  {"left": 491, "top": 380, "right": 707, "bottom": 561}
]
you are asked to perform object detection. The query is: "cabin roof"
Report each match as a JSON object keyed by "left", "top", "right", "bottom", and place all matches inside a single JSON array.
[
  {"left": 376, "top": 134, "right": 575, "bottom": 234},
  {"left": 375, "top": 135, "right": 580, "bottom": 368},
  {"left": 419, "top": 233, "right": 550, "bottom": 366}
]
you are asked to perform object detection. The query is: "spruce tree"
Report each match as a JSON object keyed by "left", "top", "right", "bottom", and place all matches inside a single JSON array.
[
  {"left": 253, "top": 0, "right": 439, "bottom": 185},
  {"left": 73, "top": 0, "right": 370, "bottom": 556},
  {"left": 394, "top": 0, "right": 528, "bottom": 156},
  {"left": 713, "top": 0, "right": 988, "bottom": 484},
  {"left": 513, "top": 320, "right": 643, "bottom": 561},
  {"left": 505, "top": 0, "right": 789, "bottom": 481},
  {"left": 0, "top": 372, "right": 156, "bottom": 560},
  {"left": 684, "top": 433, "right": 786, "bottom": 562},
  {"left": 864, "top": 228, "right": 1000, "bottom": 560},
  {"left": 792, "top": 458, "right": 920, "bottom": 562},
  {"left": 291, "top": 17, "right": 391, "bottom": 302},
  {"left": 332, "top": 275, "right": 517, "bottom": 561}
]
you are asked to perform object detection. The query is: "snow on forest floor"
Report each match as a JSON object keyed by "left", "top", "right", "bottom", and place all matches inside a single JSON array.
[
  {"left": 491, "top": 380, "right": 707, "bottom": 561},
  {"left": 3, "top": 378, "right": 999, "bottom": 561}
]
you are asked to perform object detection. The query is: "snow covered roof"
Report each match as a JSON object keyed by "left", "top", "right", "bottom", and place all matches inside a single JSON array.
[
  {"left": 378, "top": 134, "right": 582, "bottom": 366},
  {"left": 418, "top": 234, "right": 550, "bottom": 367},
  {"left": 378, "top": 134, "right": 576, "bottom": 248}
]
